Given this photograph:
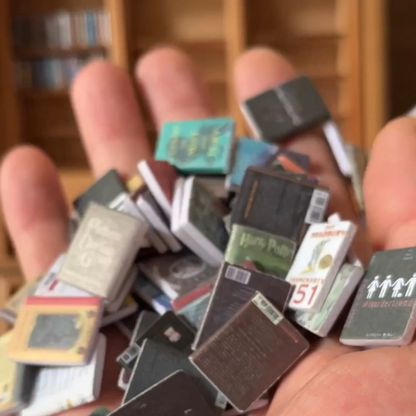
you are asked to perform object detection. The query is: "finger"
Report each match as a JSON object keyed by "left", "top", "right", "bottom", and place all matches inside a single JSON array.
[
  {"left": 233, "top": 48, "right": 363, "bottom": 413},
  {"left": 71, "top": 60, "right": 152, "bottom": 178},
  {"left": 136, "top": 47, "right": 214, "bottom": 130},
  {"left": 364, "top": 117, "right": 416, "bottom": 250},
  {"left": 0, "top": 146, "right": 68, "bottom": 280}
]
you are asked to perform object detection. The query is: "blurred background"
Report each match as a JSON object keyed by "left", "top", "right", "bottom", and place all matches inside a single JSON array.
[{"left": 0, "top": 0, "right": 410, "bottom": 285}]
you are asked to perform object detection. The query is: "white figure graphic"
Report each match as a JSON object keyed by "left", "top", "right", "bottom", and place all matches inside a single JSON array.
[
  {"left": 405, "top": 273, "right": 416, "bottom": 297},
  {"left": 367, "top": 276, "right": 380, "bottom": 299},
  {"left": 392, "top": 277, "right": 406, "bottom": 298},
  {"left": 379, "top": 275, "right": 393, "bottom": 298}
]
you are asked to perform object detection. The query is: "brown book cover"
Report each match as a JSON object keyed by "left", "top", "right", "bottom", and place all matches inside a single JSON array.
[
  {"left": 190, "top": 292, "right": 309, "bottom": 413},
  {"left": 8, "top": 297, "right": 103, "bottom": 366}
]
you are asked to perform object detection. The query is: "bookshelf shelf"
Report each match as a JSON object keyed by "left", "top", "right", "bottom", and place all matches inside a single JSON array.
[
  {"left": 15, "top": 45, "right": 107, "bottom": 60},
  {"left": 136, "top": 38, "right": 225, "bottom": 52}
]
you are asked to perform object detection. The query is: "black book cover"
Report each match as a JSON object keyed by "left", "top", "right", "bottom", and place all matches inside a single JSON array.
[
  {"left": 341, "top": 247, "right": 416, "bottom": 346},
  {"left": 73, "top": 169, "right": 127, "bottom": 217},
  {"left": 231, "top": 167, "right": 330, "bottom": 244},
  {"left": 133, "top": 311, "right": 160, "bottom": 342},
  {"left": 194, "top": 263, "right": 293, "bottom": 349},
  {"left": 124, "top": 339, "right": 220, "bottom": 412},
  {"left": 111, "top": 371, "right": 215, "bottom": 416}
]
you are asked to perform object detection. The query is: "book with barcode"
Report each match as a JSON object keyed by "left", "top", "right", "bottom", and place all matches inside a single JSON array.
[
  {"left": 190, "top": 292, "right": 309, "bottom": 413},
  {"left": 110, "top": 370, "right": 215, "bottom": 416},
  {"left": 138, "top": 160, "right": 178, "bottom": 218},
  {"left": 132, "top": 273, "right": 172, "bottom": 315},
  {"left": 8, "top": 297, "right": 103, "bottom": 366},
  {"left": 231, "top": 168, "right": 330, "bottom": 244},
  {"left": 21, "top": 334, "right": 106, "bottom": 416},
  {"left": 101, "top": 296, "right": 138, "bottom": 328},
  {"left": 225, "top": 138, "right": 278, "bottom": 191},
  {"left": 293, "top": 264, "right": 364, "bottom": 337},
  {"left": 0, "top": 332, "right": 37, "bottom": 416},
  {"left": 0, "top": 278, "right": 41, "bottom": 324},
  {"left": 124, "top": 340, "right": 222, "bottom": 414},
  {"left": 155, "top": 118, "right": 235, "bottom": 175},
  {"left": 286, "top": 221, "right": 357, "bottom": 313},
  {"left": 59, "top": 203, "right": 147, "bottom": 301},
  {"left": 193, "top": 263, "right": 293, "bottom": 350},
  {"left": 137, "top": 190, "right": 182, "bottom": 253},
  {"left": 240, "top": 76, "right": 330, "bottom": 143},
  {"left": 225, "top": 224, "right": 296, "bottom": 279},
  {"left": 171, "top": 177, "right": 229, "bottom": 267},
  {"left": 341, "top": 247, "right": 416, "bottom": 347},
  {"left": 139, "top": 251, "right": 217, "bottom": 300}
]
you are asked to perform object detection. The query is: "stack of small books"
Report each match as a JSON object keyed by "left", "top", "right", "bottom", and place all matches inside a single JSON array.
[{"left": 3, "top": 75, "right": 415, "bottom": 416}]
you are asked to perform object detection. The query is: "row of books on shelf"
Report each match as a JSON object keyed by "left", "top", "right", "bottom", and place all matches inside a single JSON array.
[
  {"left": 13, "top": 10, "right": 112, "bottom": 51},
  {"left": 16, "top": 54, "right": 105, "bottom": 91}
]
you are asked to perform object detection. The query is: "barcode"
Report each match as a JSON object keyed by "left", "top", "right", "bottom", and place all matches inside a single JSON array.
[
  {"left": 215, "top": 392, "right": 228, "bottom": 409},
  {"left": 121, "top": 345, "right": 140, "bottom": 363},
  {"left": 305, "top": 189, "right": 329, "bottom": 224},
  {"left": 225, "top": 265, "right": 251, "bottom": 285},
  {"left": 252, "top": 293, "right": 283, "bottom": 325}
]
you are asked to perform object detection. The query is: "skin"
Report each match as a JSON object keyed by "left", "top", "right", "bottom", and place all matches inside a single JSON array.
[{"left": 1, "top": 46, "right": 416, "bottom": 416}]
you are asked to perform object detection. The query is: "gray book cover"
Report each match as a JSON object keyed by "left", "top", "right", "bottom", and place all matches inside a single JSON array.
[{"left": 341, "top": 247, "right": 416, "bottom": 346}]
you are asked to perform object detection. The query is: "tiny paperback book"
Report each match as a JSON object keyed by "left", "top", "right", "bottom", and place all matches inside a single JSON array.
[
  {"left": 155, "top": 118, "right": 235, "bottom": 174},
  {"left": 110, "top": 370, "right": 215, "bottom": 416},
  {"left": 8, "top": 297, "right": 103, "bottom": 366},
  {"left": 193, "top": 263, "right": 293, "bottom": 350},
  {"left": 21, "top": 334, "right": 106, "bottom": 416},
  {"left": 231, "top": 168, "right": 330, "bottom": 244},
  {"left": 0, "top": 332, "right": 37, "bottom": 416},
  {"left": 341, "top": 247, "right": 416, "bottom": 346},
  {"left": 286, "top": 221, "right": 357, "bottom": 313},
  {"left": 59, "top": 203, "right": 148, "bottom": 300},
  {"left": 225, "top": 224, "right": 296, "bottom": 279},
  {"left": 294, "top": 264, "right": 364, "bottom": 337},
  {"left": 139, "top": 251, "right": 217, "bottom": 300},
  {"left": 226, "top": 137, "right": 278, "bottom": 191},
  {"left": 190, "top": 293, "right": 309, "bottom": 413}
]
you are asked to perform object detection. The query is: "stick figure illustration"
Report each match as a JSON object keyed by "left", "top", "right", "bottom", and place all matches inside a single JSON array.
[
  {"left": 405, "top": 273, "right": 416, "bottom": 297},
  {"left": 392, "top": 277, "right": 406, "bottom": 298},
  {"left": 367, "top": 276, "right": 380, "bottom": 299},
  {"left": 379, "top": 275, "right": 393, "bottom": 298}
]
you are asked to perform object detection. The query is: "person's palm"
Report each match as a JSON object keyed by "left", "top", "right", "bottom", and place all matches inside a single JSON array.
[{"left": 1, "top": 47, "right": 414, "bottom": 416}]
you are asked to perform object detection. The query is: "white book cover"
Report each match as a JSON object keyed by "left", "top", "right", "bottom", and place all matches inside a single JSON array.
[
  {"left": 21, "top": 334, "right": 106, "bottom": 416},
  {"left": 105, "top": 265, "right": 137, "bottom": 313},
  {"left": 286, "top": 221, "right": 357, "bottom": 312}
]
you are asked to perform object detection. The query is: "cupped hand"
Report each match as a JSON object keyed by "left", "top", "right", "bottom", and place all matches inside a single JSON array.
[{"left": 1, "top": 46, "right": 414, "bottom": 416}]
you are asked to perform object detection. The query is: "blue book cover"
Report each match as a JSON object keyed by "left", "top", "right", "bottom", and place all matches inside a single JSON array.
[
  {"left": 226, "top": 137, "right": 278, "bottom": 190},
  {"left": 86, "top": 12, "right": 97, "bottom": 46},
  {"left": 155, "top": 118, "right": 235, "bottom": 174}
]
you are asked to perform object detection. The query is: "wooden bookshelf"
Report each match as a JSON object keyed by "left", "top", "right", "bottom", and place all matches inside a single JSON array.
[{"left": 0, "top": 0, "right": 387, "bottom": 279}]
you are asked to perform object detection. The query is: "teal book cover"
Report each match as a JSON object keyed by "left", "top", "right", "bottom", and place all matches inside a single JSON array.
[
  {"left": 226, "top": 138, "right": 278, "bottom": 190},
  {"left": 155, "top": 118, "right": 235, "bottom": 174}
]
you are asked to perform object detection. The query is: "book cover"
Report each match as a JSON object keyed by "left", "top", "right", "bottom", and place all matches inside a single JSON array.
[
  {"left": 115, "top": 310, "right": 142, "bottom": 341},
  {"left": 101, "top": 296, "right": 138, "bottom": 327},
  {"left": 193, "top": 263, "right": 293, "bottom": 349},
  {"left": 8, "top": 297, "right": 103, "bottom": 366},
  {"left": 241, "top": 76, "right": 330, "bottom": 143},
  {"left": 124, "top": 340, "right": 221, "bottom": 414},
  {"left": 59, "top": 203, "right": 148, "bottom": 301},
  {"left": 138, "top": 160, "right": 178, "bottom": 218},
  {"left": 131, "top": 311, "right": 160, "bottom": 343},
  {"left": 225, "top": 224, "right": 296, "bottom": 279},
  {"left": 286, "top": 221, "right": 357, "bottom": 313},
  {"left": 0, "top": 332, "right": 36, "bottom": 416},
  {"left": 111, "top": 371, "right": 215, "bottom": 416},
  {"left": 155, "top": 118, "right": 235, "bottom": 174},
  {"left": 118, "top": 368, "right": 131, "bottom": 392},
  {"left": 341, "top": 247, "right": 416, "bottom": 346},
  {"left": 231, "top": 168, "right": 330, "bottom": 244},
  {"left": 177, "top": 291, "right": 212, "bottom": 330},
  {"left": 293, "top": 264, "right": 364, "bottom": 337},
  {"left": 139, "top": 251, "right": 218, "bottom": 300},
  {"left": 196, "top": 176, "right": 228, "bottom": 200},
  {"left": 190, "top": 293, "right": 309, "bottom": 412},
  {"left": 226, "top": 138, "right": 278, "bottom": 191},
  {"left": 21, "top": 334, "right": 106, "bottom": 416}
]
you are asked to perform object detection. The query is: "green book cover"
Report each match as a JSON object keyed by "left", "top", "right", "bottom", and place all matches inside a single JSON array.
[
  {"left": 188, "top": 179, "right": 229, "bottom": 254},
  {"left": 225, "top": 225, "right": 296, "bottom": 279},
  {"left": 155, "top": 118, "right": 235, "bottom": 174}
]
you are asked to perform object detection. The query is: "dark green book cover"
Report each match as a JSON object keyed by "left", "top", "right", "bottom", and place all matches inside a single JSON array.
[
  {"left": 225, "top": 224, "right": 296, "bottom": 279},
  {"left": 341, "top": 247, "right": 416, "bottom": 346}
]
